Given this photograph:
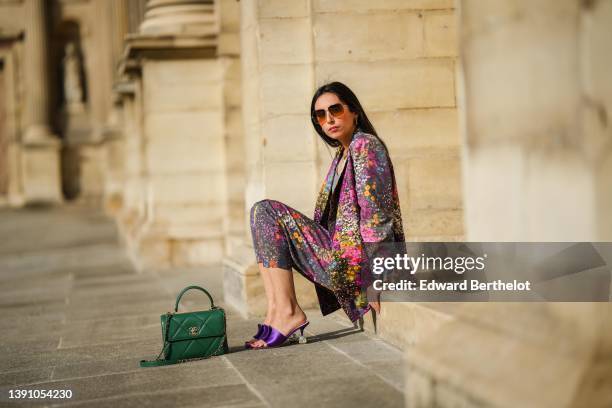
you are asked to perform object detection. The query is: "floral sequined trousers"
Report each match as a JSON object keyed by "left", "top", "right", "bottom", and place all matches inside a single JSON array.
[{"left": 250, "top": 199, "right": 335, "bottom": 289}]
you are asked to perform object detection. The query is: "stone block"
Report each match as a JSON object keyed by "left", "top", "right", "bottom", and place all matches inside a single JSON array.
[
  {"left": 0, "top": 3, "right": 23, "bottom": 32},
  {"left": 405, "top": 367, "right": 436, "bottom": 408},
  {"left": 380, "top": 303, "right": 455, "bottom": 348},
  {"left": 407, "top": 157, "right": 463, "bottom": 210},
  {"left": 129, "top": 235, "right": 171, "bottom": 272},
  {"left": 315, "top": 139, "right": 338, "bottom": 176},
  {"left": 372, "top": 108, "right": 459, "bottom": 154},
  {"left": 145, "top": 81, "right": 223, "bottom": 113},
  {"left": 341, "top": 302, "right": 456, "bottom": 351},
  {"left": 223, "top": 242, "right": 318, "bottom": 319},
  {"left": 392, "top": 160, "right": 410, "bottom": 216},
  {"left": 259, "top": 0, "right": 309, "bottom": 18},
  {"left": 219, "top": 0, "right": 241, "bottom": 32},
  {"left": 6, "top": 142, "right": 23, "bottom": 206},
  {"left": 261, "top": 64, "right": 313, "bottom": 116},
  {"left": 582, "top": 0, "right": 612, "bottom": 107},
  {"left": 242, "top": 120, "right": 262, "bottom": 166},
  {"left": 224, "top": 253, "right": 263, "bottom": 318},
  {"left": 121, "top": 179, "right": 145, "bottom": 213},
  {"left": 581, "top": 3, "right": 612, "bottom": 169},
  {"left": 314, "top": 12, "right": 423, "bottom": 62},
  {"left": 245, "top": 369, "right": 403, "bottom": 407},
  {"left": 226, "top": 169, "right": 246, "bottom": 200},
  {"left": 143, "top": 60, "right": 224, "bottom": 113},
  {"left": 264, "top": 161, "right": 317, "bottom": 214},
  {"left": 259, "top": 18, "right": 312, "bottom": 65},
  {"left": 225, "top": 110, "right": 245, "bottom": 170},
  {"left": 523, "top": 150, "right": 595, "bottom": 241},
  {"left": 462, "top": 145, "right": 523, "bottom": 241},
  {"left": 219, "top": 32, "right": 241, "bottom": 56},
  {"left": 596, "top": 154, "right": 612, "bottom": 240},
  {"left": 149, "top": 173, "right": 226, "bottom": 206},
  {"left": 78, "top": 145, "right": 105, "bottom": 198},
  {"left": 405, "top": 208, "right": 464, "bottom": 239},
  {"left": 262, "top": 114, "right": 315, "bottom": 162},
  {"left": 224, "top": 202, "right": 246, "bottom": 237},
  {"left": 223, "top": 59, "right": 242, "bottom": 108},
  {"left": 402, "top": 302, "right": 603, "bottom": 408},
  {"left": 172, "top": 238, "right": 225, "bottom": 266},
  {"left": 21, "top": 144, "right": 62, "bottom": 204},
  {"left": 313, "top": 0, "right": 454, "bottom": 12},
  {"left": 166, "top": 219, "right": 224, "bottom": 241},
  {"left": 145, "top": 112, "right": 224, "bottom": 175},
  {"left": 144, "top": 59, "right": 225, "bottom": 86},
  {"left": 103, "top": 137, "right": 124, "bottom": 179},
  {"left": 123, "top": 135, "right": 144, "bottom": 176},
  {"left": 464, "top": 146, "right": 597, "bottom": 241},
  {"left": 424, "top": 11, "right": 457, "bottom": 57},
  {"left": 316, "top": 59, "right": 456, "bottom": 110},
  {"left": 461, "top": 0, "right": 579, "bottom": 147}
]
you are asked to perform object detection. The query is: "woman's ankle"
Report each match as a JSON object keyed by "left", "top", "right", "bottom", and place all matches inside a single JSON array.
[
  {"left": 264, "top": 304, "right": 276, "bottom": 324},
  {"left": 274, "top": 304, "right": 306, "bottom": 320}
]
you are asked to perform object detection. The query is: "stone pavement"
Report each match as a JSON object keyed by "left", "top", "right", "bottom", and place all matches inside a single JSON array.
[{"left": 0, "top": 206, "right": 405, "bottom": 407}]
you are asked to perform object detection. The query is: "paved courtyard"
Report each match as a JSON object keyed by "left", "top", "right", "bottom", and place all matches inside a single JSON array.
[{"left": 0, "top": 205, "right": 405, "bottom": 407}]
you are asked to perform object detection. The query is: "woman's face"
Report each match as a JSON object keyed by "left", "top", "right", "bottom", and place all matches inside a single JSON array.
[{"left": 314, "top": 92, "right": 357, "bottom": 146}]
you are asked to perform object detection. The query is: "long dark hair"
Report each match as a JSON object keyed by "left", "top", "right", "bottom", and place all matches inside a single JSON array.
[{"left": 310, "top": 81, "right": 388, "bottom": 153}]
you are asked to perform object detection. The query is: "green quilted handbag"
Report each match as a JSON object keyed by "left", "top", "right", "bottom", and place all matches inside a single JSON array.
[{"left": 140, "top": 285, "right": 229, "bottom": 367}]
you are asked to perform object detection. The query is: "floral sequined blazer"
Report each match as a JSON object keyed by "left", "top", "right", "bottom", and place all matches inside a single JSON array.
[{"left": 313, "top": 131, "right": 405, "bottom": 322}]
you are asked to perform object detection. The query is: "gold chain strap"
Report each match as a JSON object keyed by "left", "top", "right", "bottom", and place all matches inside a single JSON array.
[{"left": 176, "top": 334, "right": 227, "bottom": 363}]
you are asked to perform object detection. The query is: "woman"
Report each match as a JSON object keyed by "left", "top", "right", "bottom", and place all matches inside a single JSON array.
[{"left": 246, "top": 81, "right": 404, "bottom": 349}]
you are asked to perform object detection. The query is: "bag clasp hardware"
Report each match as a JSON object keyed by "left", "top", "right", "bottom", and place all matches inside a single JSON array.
[{"left": 189, "top": 326, "right": 199, "bottom": 336}]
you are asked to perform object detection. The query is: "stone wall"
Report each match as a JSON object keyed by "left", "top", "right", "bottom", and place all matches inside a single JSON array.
[{"left": 311, "top": 0, "right": 462, "bottom": 241}]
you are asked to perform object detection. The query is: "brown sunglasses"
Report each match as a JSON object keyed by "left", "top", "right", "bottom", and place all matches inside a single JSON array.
[{"left": 313, "top": 103, "right": 349, "bottom": 126}]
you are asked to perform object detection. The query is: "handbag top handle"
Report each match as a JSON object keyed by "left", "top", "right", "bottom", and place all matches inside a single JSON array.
[{"left": 174, "top": 285, "right": 216, "bottom": 313}]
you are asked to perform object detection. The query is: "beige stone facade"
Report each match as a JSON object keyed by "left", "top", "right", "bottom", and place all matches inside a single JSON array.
[{"left": 1, "top": 0, "right": 611, "bottom": 406}]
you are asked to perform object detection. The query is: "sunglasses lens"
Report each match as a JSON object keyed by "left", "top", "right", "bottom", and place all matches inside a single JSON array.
[
  {"left": 314, "top": 110, "right": 326, "bottom": 124},
  {"left": 328, "top": 104, "right": 344, "bottom": 116},
  {"left": 314, "top": 104, "right": 346, "bottom": 126}
]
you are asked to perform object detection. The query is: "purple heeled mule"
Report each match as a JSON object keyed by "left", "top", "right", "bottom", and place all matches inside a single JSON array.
[
  {"left": 245, "top": 324, "right": 270, "bottom": 349},
  {"left": 258, "top": 321, "right": 310, "bottom": 348}
]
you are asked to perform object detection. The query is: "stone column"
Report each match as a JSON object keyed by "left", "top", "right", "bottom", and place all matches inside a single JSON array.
[
  {"left": 401, "top": 2, "right": 612, "bottom": 407},
  {"left": 127, "top": 0, "right": 148, "bottom": 34},
  {"left": 110, "top": 0, "right": 130, "bottom": 68},
  {"left": 115, "top": 0, "right": 227, "bottom": 270},
  {"left": 102, "top": 0, "right": 130, "bottom": 215},
  {"left": 23, "top": 0, "right": 54, "bottom": 144},
  {"left": 139, "top": 0, "right": 216, "bottom": 35},
  {"left": 21, "top": 0, "right": 62, "bottom": 203}
]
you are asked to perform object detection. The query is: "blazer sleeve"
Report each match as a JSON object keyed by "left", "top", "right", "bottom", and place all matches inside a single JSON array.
[{"left": 351, "top": 135, "right": 396, "bottom": 244}]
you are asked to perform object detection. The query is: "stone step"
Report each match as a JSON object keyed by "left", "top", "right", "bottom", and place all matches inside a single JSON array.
[
  {"left": 403, "top": 303, "right": 612, "bottom": 408},
  {"left": 336, "top": 300, "right": 612, "bottom": 407}
]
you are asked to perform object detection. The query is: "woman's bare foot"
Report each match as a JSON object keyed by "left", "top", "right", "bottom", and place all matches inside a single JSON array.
[{"left": 250, "top": 306, "right": 307, "bottom": 348}]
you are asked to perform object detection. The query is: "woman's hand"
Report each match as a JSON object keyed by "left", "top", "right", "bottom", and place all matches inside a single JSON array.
[
  {"left": 366, "top": 285, "right": 381, "bottom": 314},
  {"left": 368, "top": 299, "right": 381, "bottom": 314}
]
